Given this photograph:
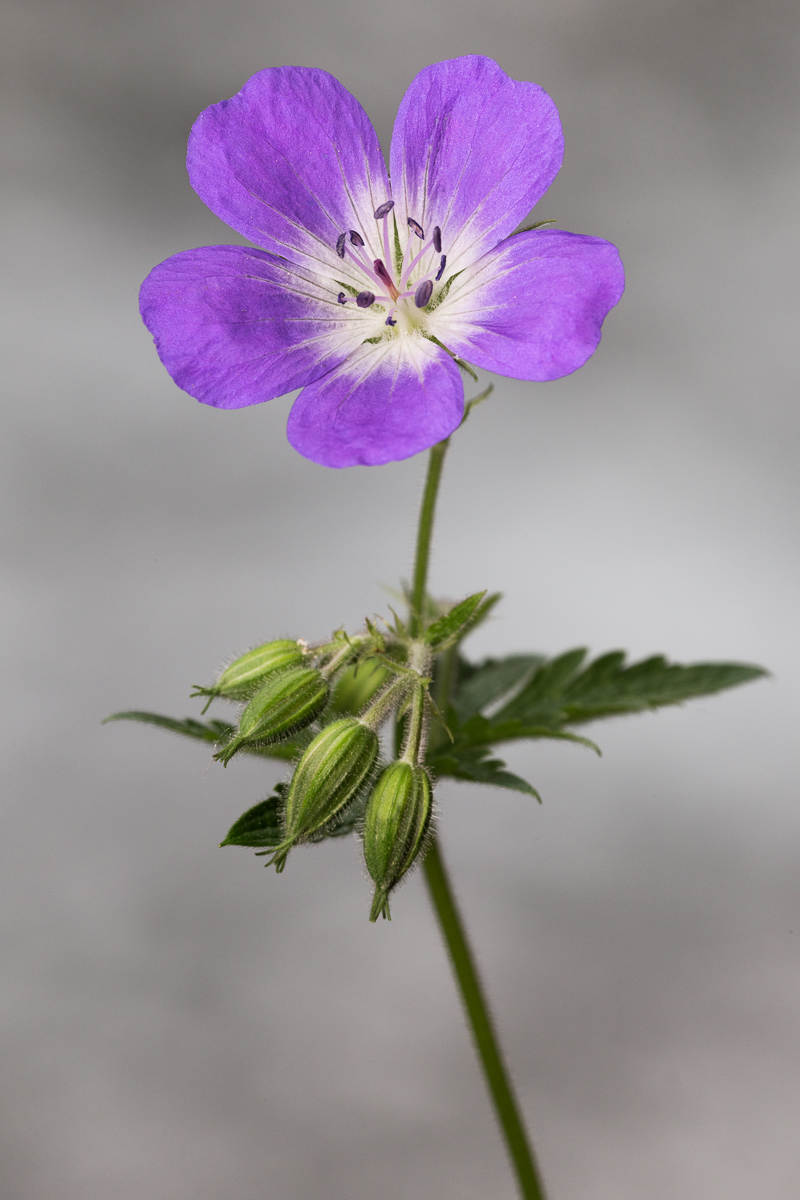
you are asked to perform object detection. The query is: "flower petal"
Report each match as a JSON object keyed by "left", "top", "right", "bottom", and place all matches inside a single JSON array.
[
  {"left": 428, "top": 229, "right": 624, "bottom": 381},
  {"left": 139, "top": 245, "right": 381, "bottom": 409},
  {"left": 287, "top": 338, "right": 464, "bottom": 467},
  {"left": 187, "top": 68, "right": 391, "bottom": 280},
  {"left": 390, "top": 56, "right": 564, "bottom": 275}
]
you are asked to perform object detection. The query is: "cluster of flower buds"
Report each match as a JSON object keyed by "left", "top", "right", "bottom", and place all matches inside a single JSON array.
[{"left": 201, "top": 594, "right": 488, "bottom": 918}]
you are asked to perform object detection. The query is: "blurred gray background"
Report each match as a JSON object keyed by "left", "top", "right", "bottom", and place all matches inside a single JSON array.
[{"left": 2, "top": 0, "right": 799, "bottom": 1197}]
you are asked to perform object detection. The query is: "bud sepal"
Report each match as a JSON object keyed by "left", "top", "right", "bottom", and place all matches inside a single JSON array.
[
  {"left": 214, "top": 666, "right": 329, "bottom": 765},
  {"left": 192, "top": 639, "right": 306, "bottom": 710},
  {"left": 268, "top": 718, "right": 379, "bottom": 871},
  {"left": 363, "top": 762, "right": 433, "bottom": 921}
]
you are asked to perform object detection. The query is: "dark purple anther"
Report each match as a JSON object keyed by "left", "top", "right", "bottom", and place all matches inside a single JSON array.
[
  {"left": 432, "top": 226, "right": 442, "bottom": 253},
  {"left": 385, "top": 315, "right": 397, "bottom": 326},
  {"left": 414, "top": 279, "right": 433, "bottom": 308},
  {"left": 435, "top": 255, "right": 447, "bottom": 281},
  {"left": 374, "top": 201, "right": 395, "bottom": 219},
  {"left": 335, "top": 232, "right": 347, "bottom": 258},
  {"left": 349, "top": 230, "right": 365, "bottom": 247},
  {"left": 407, "top": 217, "right": 424, "bottom": 240},
  {"left": 356, "top": 291, "right": 376, "bottom": 308},
  {"left": 337, "top": 292, "right": 347, "bottom": 304}
]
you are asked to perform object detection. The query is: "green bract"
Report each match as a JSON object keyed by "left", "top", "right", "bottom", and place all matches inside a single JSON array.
[
  {"left": 214, "top": 666, "right": 329, "bottom": 764},
  {"left": 193, "top": 638, "right": 305, "bottom": 705},
  {"left": 271, "top": 718, "right": 379, "bottom": 871},
  {"left": 363, "top": 761, "right": 433, "bottom": 921}
]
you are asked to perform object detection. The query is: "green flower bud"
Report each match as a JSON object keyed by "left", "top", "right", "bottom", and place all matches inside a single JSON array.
[
  {"left": 214, "top": 666, "right": 328, "bottom": 765},
  {"left": 363, "top": 761, "right": 432, "bottom": 921},
  {"left": 330, "top": 659, "right": 390, "bottom": 715},
  {"left": 271, "top": 718, "right": 379, "bottom": 871},
  {"left": 193, "top": 639, "right": 305, "bottom": 707}
]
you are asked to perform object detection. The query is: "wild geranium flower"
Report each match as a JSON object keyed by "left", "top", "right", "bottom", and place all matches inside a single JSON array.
[{"left": 140, "top": 56, "right": 624, "bottom": 467}]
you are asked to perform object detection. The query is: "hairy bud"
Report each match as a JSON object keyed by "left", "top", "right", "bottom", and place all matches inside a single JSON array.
[
  {"left": 271, "top": 718, "right": 379, "bottom": 871},
  {"left": 193, "top": 639, "right": 305, "bottom": 707},
  {"left": 214, "top": 667, "right": 328, "bottom": 764},
  {"left": 363, "top": 761, "right": 432, "bottom": 921}
]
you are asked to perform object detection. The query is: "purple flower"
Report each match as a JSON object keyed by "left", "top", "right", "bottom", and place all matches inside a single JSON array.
[{"left": 140, "top": 56, "right": 624, "bottom": 468}]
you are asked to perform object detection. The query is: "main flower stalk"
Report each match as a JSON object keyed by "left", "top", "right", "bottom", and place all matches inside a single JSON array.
[{"left": 412, "top": 441, "right": 547, "bottom": 1200}]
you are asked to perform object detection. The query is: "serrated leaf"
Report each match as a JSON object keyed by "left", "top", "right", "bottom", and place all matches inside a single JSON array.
[
  {"left": 455, "top": 713, "right": 601, "bottom": 753},
  {"left": 492, "top": 650, "right": 767, "bottom": 730},
  {"left": 221, "top": 788, "right": 285, "bottom": 848},
  {"left": 463, "top": 591, "right": 502, "bottom": 636},
  {"left": 425, "top": 591, "right": 487, "bottom": 650},
  {"left": 103, "top": 711, "right": 234, "bottom": 742},
  {"left": 102, "top": 710, "right": 309, "bottom": 760},
  {"left": 429, "top": 744, "right": 541, "bottom": 800},
  {"left": 453, "top": 654, "right": 543, "bottom": 720}
]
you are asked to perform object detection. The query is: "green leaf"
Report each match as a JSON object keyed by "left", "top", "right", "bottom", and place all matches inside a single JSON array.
[
  {"left": 221, "top": 788, "right": 285, "bottom": 848},
  {"left": 453, "top": 712, "right": 600, "bottom": 754},
  {"left": 103, "top": 710, "right": 234, "bottom": 743},
  {"left": 307, "top": 792, "right": 367, "bottom": 841},
  {"left": 429, "top": 744, "right": 541, "bottom": 800},
  {"left": 453, "top": 654, "right": 543, "bottom": 720},
  {"left": 222, "top": 785, "right": 366, "bottom": 852},
  {"left": 463, "top": 591, "right": 502, "bottom": 637},
  {"left": 492, "top": 650, "right": 767, "bottom": 730},
  {"left": 425, "top": 591, "right": 487, "bottom": 650},
  {"left": 102, "top": 710, "right": 309, "bottom": 760}
]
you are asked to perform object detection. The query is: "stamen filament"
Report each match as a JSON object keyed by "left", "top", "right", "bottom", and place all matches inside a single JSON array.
[
  {"left": 401, "top": 237, "right": 436, "bottom": 288},
  {"left": 382, "top": 212, "right": 392, "bottom": 279},
  {"left": 343, "top": 245, "right": 387, "bottom": 293}
]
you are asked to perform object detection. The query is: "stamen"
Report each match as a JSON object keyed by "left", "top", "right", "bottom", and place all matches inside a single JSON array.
[
  {"left": 435, "top": 255, "right": 447, "bottom": 282},
  {"left": 349, "top": 230, "right": 365, "bottom": 248},
  {"left": 335, "top": 232, "right": 347, "bottom": 259},
  {"left": 432, "top": 226, "right": 442, "bottom": 253},
  {"left": 385, "top": 311, "right": 397, "bottom": 327},
  {"left": 414, "top": 279, "right": 433, "bottom": 308},
  {"left": 342, "top": 243, "right": 388, "bottom": 293},
  {"left": 401, "top": 236, "right": 439, "bottom": 287},
  {"left": 407, "top": 218, "right": 425, "bottom": 240},
  {"left": 337, "top": 292, "right": 347, "bottom": 304},
  {"left": 379, "top": 207, "right": 393, "bottom": 276},
  {"left": 356, "top": 291, "right": 376, "bottom": 308}
]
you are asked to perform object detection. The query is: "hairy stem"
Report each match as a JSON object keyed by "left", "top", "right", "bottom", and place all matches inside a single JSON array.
[
  {"left": 409, "top": 440, "right": 547, "bottom": 1200},
  {"left": 422, "top": 845, "right": 547, "bottom": 1200},
  {"left": 410, "top": 438, "right": 449, "bottom": 636}
]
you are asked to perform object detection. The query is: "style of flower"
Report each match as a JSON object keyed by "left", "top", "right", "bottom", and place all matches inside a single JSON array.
[{"left": 140, "top": 56, "right": 624, "bottom": 468}]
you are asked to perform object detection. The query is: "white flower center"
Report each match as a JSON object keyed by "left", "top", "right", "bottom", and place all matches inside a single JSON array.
[{"left": 334, "top": 200, "right": 447, "bottom": 335}]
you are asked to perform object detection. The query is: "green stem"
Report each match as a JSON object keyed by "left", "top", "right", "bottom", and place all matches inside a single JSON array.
[
  {"left": 409, "top": 440, "right": 547, "bottom": 1200},
  {"left": 410, "top": 438, "right": 449, "bottom": 636},
  {"left": 422, "top": 844, "right": 546, "bottom": 1200}
]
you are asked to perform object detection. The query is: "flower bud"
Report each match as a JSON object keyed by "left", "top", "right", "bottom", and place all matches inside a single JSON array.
[
  {"left": 271, "top": 718, "right": 379, "bottom": 871},
  {"left": 330, "top": 659, "right": 390, "bottom": 715},
  {"left": 214, "top": 666, "right": 328, "bottom": 764},
  {"left": 193, "top": 639, "right": 305, "bottom": 707},
  {"left": 363, "top": 762, "right": 432, "bottom": 921}
]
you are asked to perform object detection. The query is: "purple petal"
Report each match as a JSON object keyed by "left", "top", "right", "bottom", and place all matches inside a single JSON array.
[
  {"left": 390, "top": 57, "right": 563, "bottom": 274},
  {"left": 139, "top": 246, "right": 379, "bottom": 409},
  {"left": 429, "top": 230, "right": 625, "bottom": 381},
  {"left": 287, "top": 339, "right": 464, "bottom": 467},
  {"left": 187, "top": 68, "right": 391, "bottom": 279}
]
